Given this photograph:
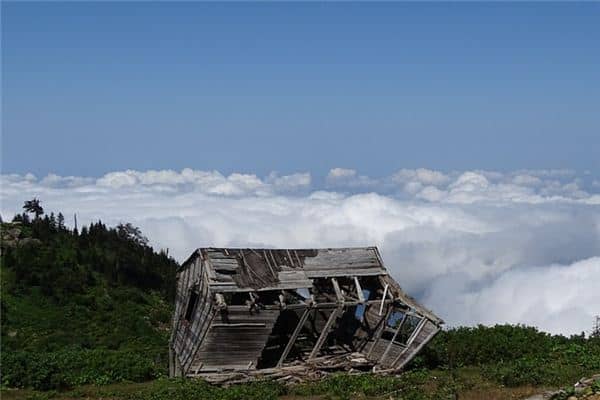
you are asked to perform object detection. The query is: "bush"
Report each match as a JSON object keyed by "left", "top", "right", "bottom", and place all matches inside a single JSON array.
[
  {"left": 1, "top": 349, "right": 164, "bottom": 390},
  {"left": 124, "top": 378, "right": 284, "bottom": 400},
  {"left": 286, "top": 370, "right": 430, "bottom": 400},
  {"left": 412, "top": 325, "right": 600, "bottom": 387}
]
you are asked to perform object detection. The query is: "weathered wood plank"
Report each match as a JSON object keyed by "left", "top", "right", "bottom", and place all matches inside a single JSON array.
[
  {"left": 308, "top": 307, "right": 341, "bottom": 360},
  {"left": 378, "top": 313, "right": 408, "bottom": 365},
  {"left": 277, "top": 308, "right": 311, "bottom": 367}
]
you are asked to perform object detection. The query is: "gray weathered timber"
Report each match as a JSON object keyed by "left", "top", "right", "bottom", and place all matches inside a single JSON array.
[{"left": 169, "top": 247, "right": 443, "bottom": 382}]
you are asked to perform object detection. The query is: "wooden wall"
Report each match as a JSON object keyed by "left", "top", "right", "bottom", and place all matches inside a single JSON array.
[
  {"left": 171, "top": 255, "right": 217, "bottom": 376},
  {"left": 190, "top": 307, "right": 280, "bottom": 372}
]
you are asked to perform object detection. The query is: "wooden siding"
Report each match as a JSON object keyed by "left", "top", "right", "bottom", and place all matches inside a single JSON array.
[
  {"left": 172, "top": 257, "right": 216, "bottom": 375},
  {"left": 191, "top": 307, "right": 280, "bottom": 371}
]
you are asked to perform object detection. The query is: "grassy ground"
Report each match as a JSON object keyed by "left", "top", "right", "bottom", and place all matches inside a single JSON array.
[{"left": 0, "top": 368, "right": 557, "bottom": 400}]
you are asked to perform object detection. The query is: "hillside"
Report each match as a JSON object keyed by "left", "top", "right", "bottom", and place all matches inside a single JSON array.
[
  {"left": 1, "top": 202, "right": 599, "bottom": 399},
  {"left": 1, "top": 205, "right": 178, "bottom": 389}
]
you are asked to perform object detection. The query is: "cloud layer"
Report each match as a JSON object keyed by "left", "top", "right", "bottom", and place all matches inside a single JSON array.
[{"left": 1, "top": 168, "right": 599, "bottom": 336}]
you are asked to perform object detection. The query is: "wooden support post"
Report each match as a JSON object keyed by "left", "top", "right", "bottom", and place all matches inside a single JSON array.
[
  {"left": 367, "top": 306, "right": 393, "bottom": 358},
  {"left": 379, "top": 313, "right": 407, "bottom": 364},
  {"left": 379, "top": 284, "right": 389, "bottom": 316},
  {"left": 354, "top": 276, "right": 365, "bottom": 303},
  {"left": 215, "top": 293, "right": 226, "bottom": 310},
  {"left": 308, "top": 307, "right": 341, "bottom": 360},
  {"left": 277, "top": 307, "right": 311, "bottom": 367},
  {"left": 286, "top": 249, "right": 294, "bottom": 267},
  {"left": 279, "top": 292, "right": 287, "bottom": 309},
  {"left": 331, "top": 277, "right": 343, "bottom": 302}
]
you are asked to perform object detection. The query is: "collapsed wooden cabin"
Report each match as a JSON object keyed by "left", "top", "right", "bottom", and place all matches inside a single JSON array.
[{"left": 169, "top": 247, "right": 443, "bottom": 383}]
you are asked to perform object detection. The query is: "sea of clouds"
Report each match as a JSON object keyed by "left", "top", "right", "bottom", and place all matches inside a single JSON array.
[{"left": 1, "top": 167, "right": 599, "bottom": 336}]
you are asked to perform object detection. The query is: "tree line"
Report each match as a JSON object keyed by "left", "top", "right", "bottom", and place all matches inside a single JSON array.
[{"left": 2, "top": 198, "right": 178, "bottom": 303}]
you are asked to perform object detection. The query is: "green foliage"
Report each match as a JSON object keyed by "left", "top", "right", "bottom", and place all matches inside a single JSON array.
[
  {"left": 484, "top": 340, "right": 600, "bottom": 387},
  {"left": 1, "top": 349, "right": 163, "bottom": 390},
  {"left": 3, "top": 212, "right": 177, "bottom": 302},
  {"left": 413, "top": 325, "right": 600, "bottom": 387},
  {"left": 593, "top": 378, "right": 600, "bottom": 392},
  {"left": 1, "top": 206, "right": 178, "bottom": 391},
  {"left": 288, "top": 371, "right": 427, "bottom": 399},
  {"left": 23, "top": 198, "right": 44, "bottom": 218},
  {"left": 123, "top": 378, "right": 285, "bottom": 400}
]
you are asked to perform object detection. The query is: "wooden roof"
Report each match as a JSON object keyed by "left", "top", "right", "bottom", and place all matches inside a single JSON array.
[{"left": 193, "top": 247, "right": 388, "bottom": 292}]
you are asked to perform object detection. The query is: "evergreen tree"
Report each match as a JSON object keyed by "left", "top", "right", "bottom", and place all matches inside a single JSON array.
[
  {"left": 592, "top": 316, "right": 600, "bottom": 338},
  {"left": 23, "top": 198, "right": 44, "bottom": 219},
  {"left": 49, "top": 212, "right": 57, "bottom": 230},
  {"left": 57, "top": 212, "right": 65, "bottom": 230}
]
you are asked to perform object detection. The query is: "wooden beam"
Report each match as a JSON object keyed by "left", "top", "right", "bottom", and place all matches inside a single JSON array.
[
  {"left": 367, "top": 306, "right": 392, "bottom": 358},
  {"left": 308, "top": 307, "right": 341, "bottom": 360},
  {"left": 331, "top": 278, "right": 343, "bottom": 303},
  {"left": 276, "top": 308, "right": 311, "bottom": 367},
  {"left": 221, "top": 299, "right": 394, "bottom": 312},
  {"left": 286, "top": 249, "right": 294, "bottom": 267},
  {"left": 293, "top": 250, "right": 302, "bottom": 267},
  {"left": 354, "top": 276, "right": 365, "bottom": 302},
  {"left": 262, "top": 250, "right": 277, "bottom": 279},
  {"left": 269, "top": 250, "right": 278, "bottom": 269},
  {"left": 379, "top": 284, "right": 389, "bottom": 316}
]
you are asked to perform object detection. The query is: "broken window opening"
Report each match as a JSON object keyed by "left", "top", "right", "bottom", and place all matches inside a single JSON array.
[
  {"left": 395, "top": 314, "right": 422, "bottom": 344},
  {"left": 184, "top": 290, "right": 199, "bottom": 322},
  {"left": 295, "top": 287, "right": 311, "bottom": 300},
  {"left": 222, "top": 292, "right": 251, "bottom": 306},
  {"left": 386, "top": 311, "right": 405, "bottom": 329},
  {"left": 358, "top": 276, "right": 385, "bottom": 299},
  {"left": 354, "top": 289, "right": 371, "bottom": 320}
]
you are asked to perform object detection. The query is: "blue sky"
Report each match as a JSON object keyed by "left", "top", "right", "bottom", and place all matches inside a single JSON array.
[
  {"left": 2, "top": 2, "right": 599, "bottom": 178},
  {"left": 2, "top": 3, "right": 600, "bottom": 333}
]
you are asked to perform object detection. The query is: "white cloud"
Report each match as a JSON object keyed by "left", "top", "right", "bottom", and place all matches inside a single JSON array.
[
  {"left": 1, "top": 167, "right": 599, "bottom": 336},
  {"left": 91, "top": 169, "right": 311, "bottom": 196},
  {"left": 266, "top": 172, "right": 311, "bottom": 192},
  {"left": 327, "top": 167, "right": 357, "bottom": 180},
  {"left": 424, "top": 257, "right": 600, "bottom": 335},
  {"left": 393, "top": 168, "right": 451, "bottom": 187},
  {"left": 325, "top": 168, "right": 380, "bottom": 189}
]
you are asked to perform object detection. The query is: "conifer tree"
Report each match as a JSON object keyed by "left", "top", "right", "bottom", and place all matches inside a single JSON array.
[{"left": 23, "top": 198, "right": 44, "bottom": 218}]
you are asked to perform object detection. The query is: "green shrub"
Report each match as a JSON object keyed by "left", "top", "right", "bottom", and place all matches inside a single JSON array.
[
  {"left": 482, "top": 341, "right": 600, "bottom": 387},
  {"left": 288, "top": 370, "right": 429, "bottom": 400},
  {"left": 1, "top": 349, "right": 164, "bottom": 390},
  {"left": 124, "top": 378, "right": 284, "bottom": 400}
]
